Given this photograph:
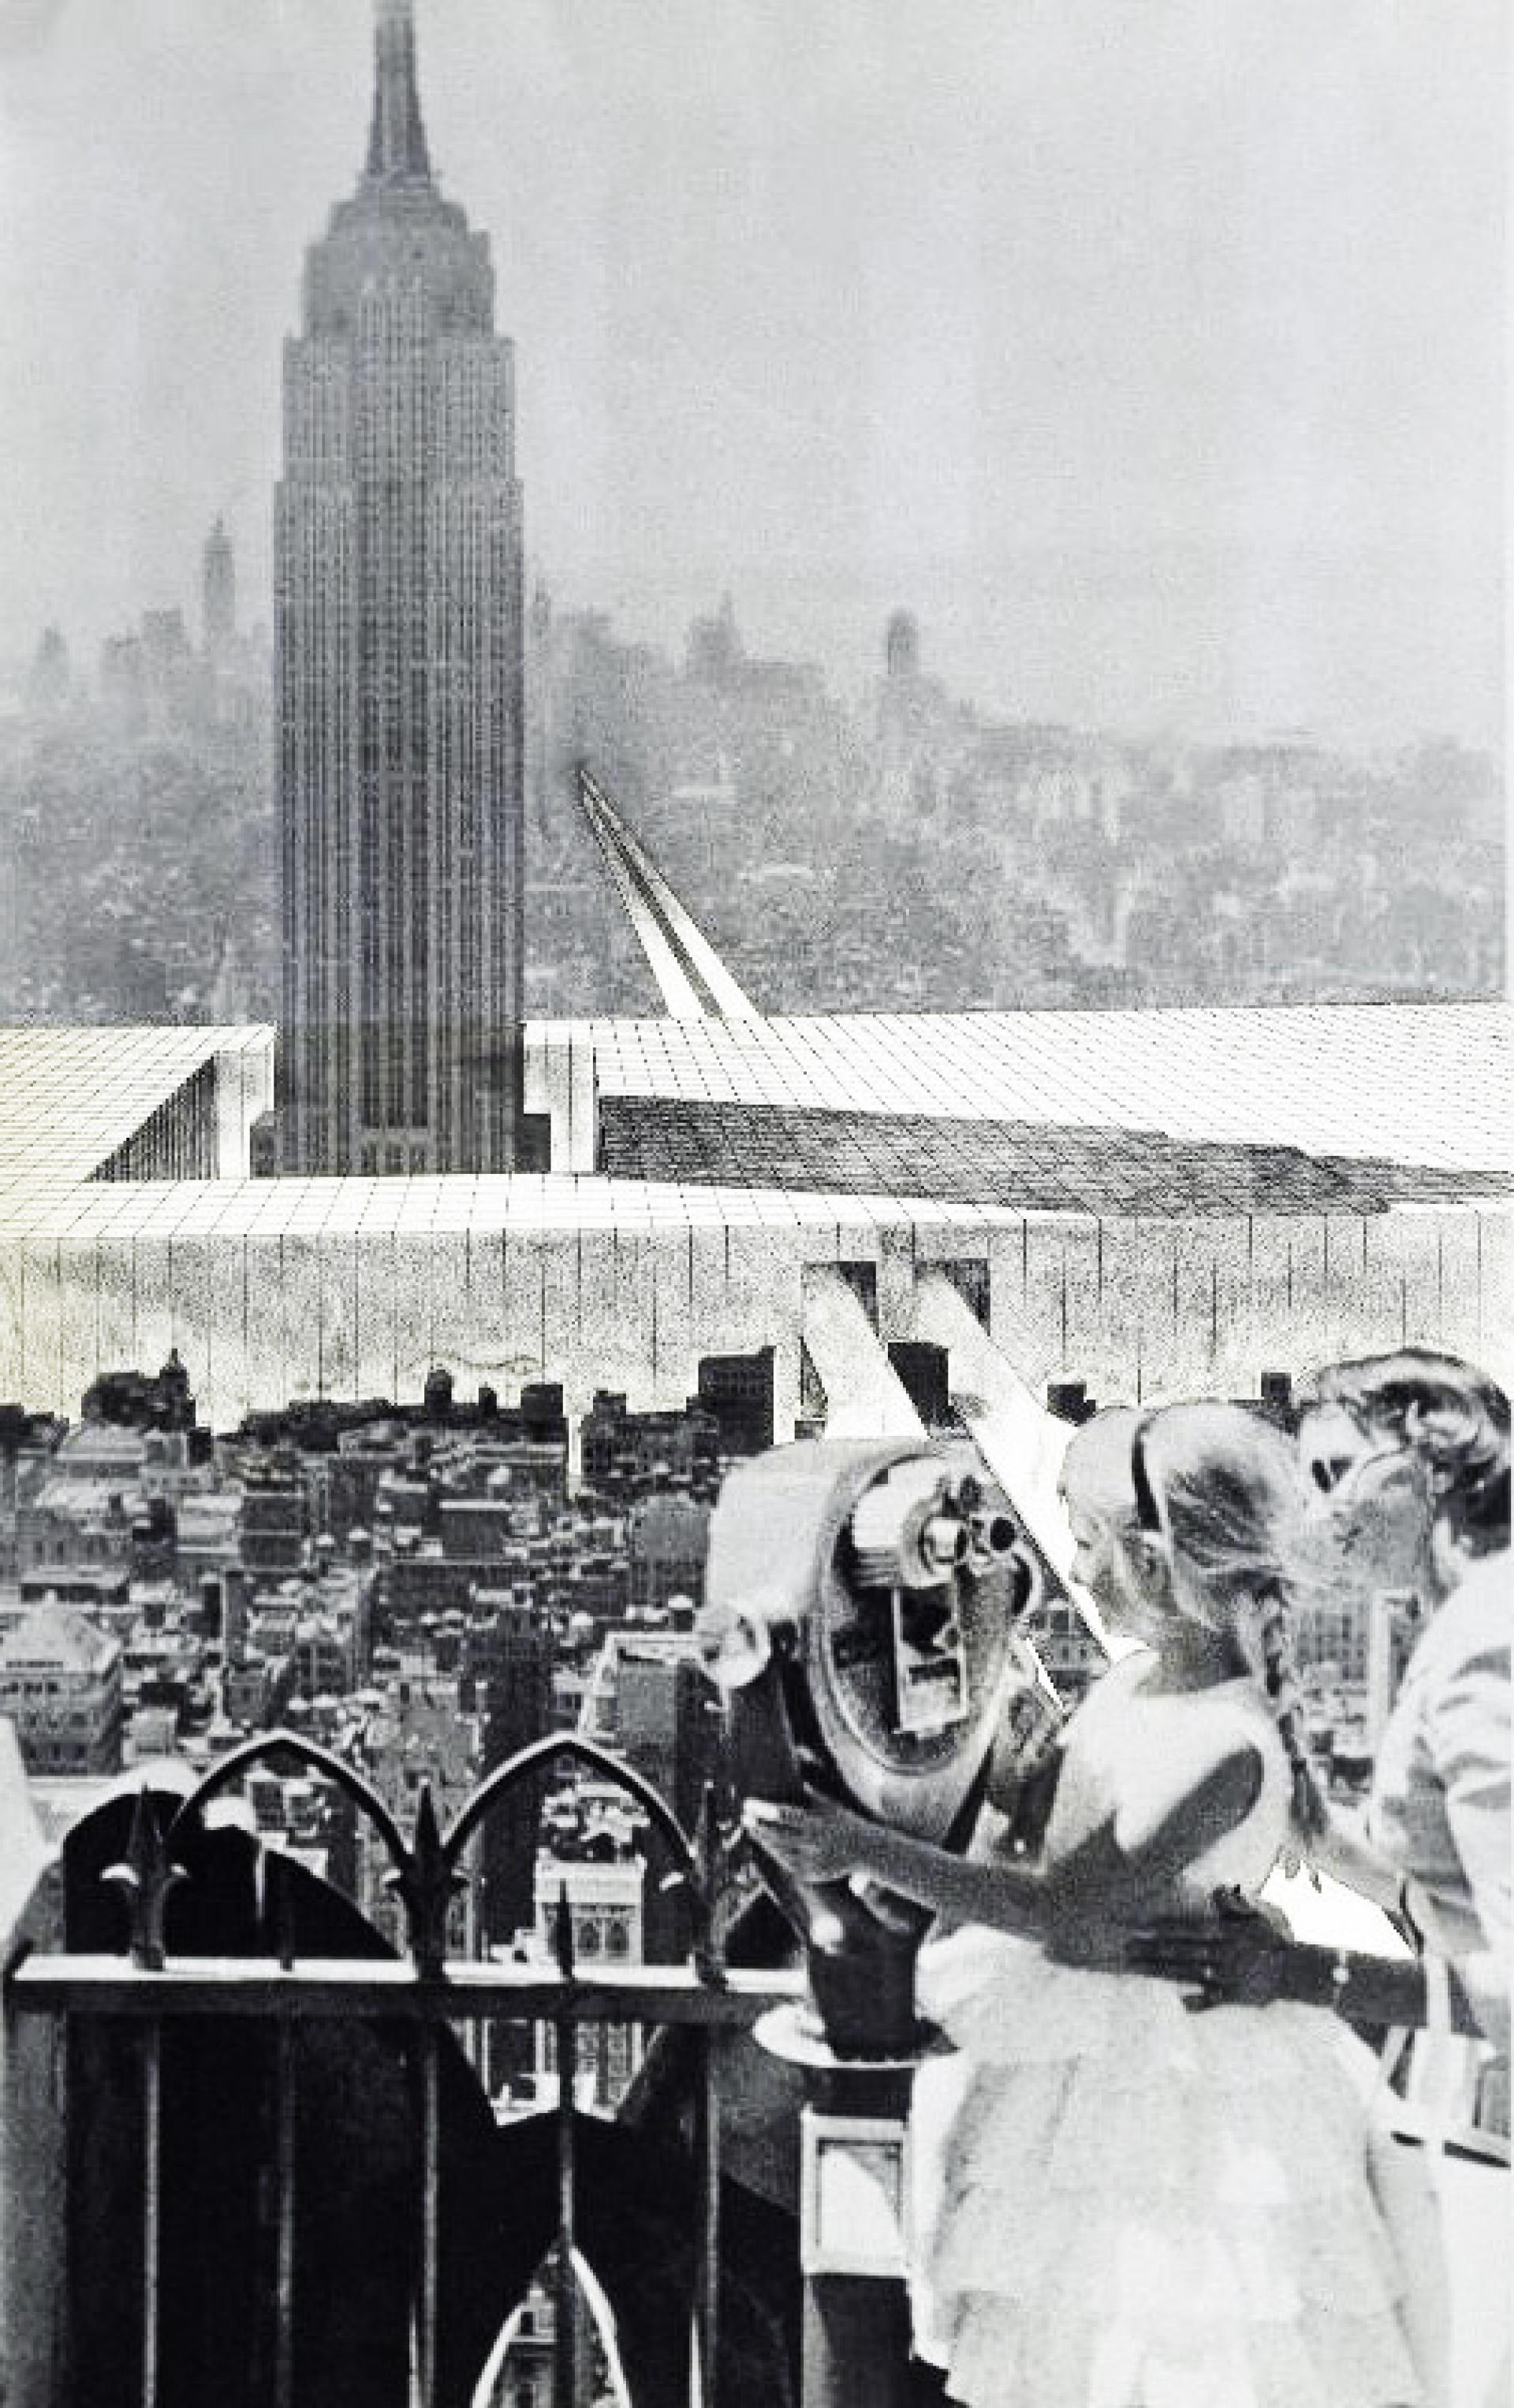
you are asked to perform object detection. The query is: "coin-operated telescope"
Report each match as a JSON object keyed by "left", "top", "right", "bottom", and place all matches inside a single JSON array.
[{"left": 700, "top": 1437, "right": 1056, "bottom": 2059}]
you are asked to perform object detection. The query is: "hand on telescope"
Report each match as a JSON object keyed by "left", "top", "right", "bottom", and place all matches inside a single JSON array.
[{"left": 743, "top": 1794, "right": 878, "bottom": 1886}]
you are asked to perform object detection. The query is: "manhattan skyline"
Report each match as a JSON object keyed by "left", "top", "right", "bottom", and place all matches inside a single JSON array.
[{"left": 0, "top": 0, "right": 1504, "bottom": 751}]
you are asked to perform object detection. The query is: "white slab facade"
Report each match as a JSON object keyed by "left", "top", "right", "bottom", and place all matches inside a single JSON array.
[{"left": 0, "top": 1007, "right": 1508, "bottom": 1426}]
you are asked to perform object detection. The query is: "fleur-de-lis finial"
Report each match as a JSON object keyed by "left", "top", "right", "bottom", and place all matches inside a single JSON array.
[
  {"left": 553, "top": 1878, "right": 576, "bottom": 1980},
  {"left": 101, "top": 1788, "right": 188, "bottom": 1970},
  {"left": 266, "top": 1846, "right": 299, "bottom": 1971},
  {"left": 384, "top": 1783, "right": 465, "bottom": 1979},
  {"left": 692, "top": 1780, "right": 726, "bottom": 1989}
]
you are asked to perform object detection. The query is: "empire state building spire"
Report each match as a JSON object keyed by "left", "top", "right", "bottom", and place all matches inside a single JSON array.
[{"left": 365, "top": 0, "right": 432, "bottom": 187}]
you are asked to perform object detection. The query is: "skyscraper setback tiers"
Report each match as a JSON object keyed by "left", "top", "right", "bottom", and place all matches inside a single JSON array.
[{"left": 276, "top": 0, "right": 527, "bottom": 1175}]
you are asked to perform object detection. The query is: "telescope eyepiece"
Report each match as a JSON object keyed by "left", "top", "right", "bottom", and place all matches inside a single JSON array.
[
  {"left": 919, "top": 1510, "right": 970, "bottom": 1575},
  {"left": 970, "top": 1510, "right": 1017, "bottom": 1559}
]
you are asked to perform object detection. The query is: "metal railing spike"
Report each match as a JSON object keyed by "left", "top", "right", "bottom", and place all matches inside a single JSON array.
[
  {"left": 386, "top": 1782, "right": 467, "bottom": 1980},
  {"left": 268, "top": 1850, "right": 298, "bottom": 1973},
  {"left": 553, "top": 1880, "right": 576, "bottom": 1981},
  {"left": 692, "top": 1780, "right": 726, "bottom": 1988},
  {"left": 100, "top": 1787, "right": 188, "bottom": 1971}
]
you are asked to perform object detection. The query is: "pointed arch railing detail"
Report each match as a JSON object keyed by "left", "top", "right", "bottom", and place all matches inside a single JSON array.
[
  {"left": 74, "top": 1725, "right": 762, "bottom": 2408},
  {"left": 102, "top": 1726, "right": 729, "bottom": 1988}
]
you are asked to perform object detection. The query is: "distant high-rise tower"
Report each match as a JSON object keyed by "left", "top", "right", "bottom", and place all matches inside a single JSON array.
[
  {"left": 885, "top": 608, "right": 920, "bottom": 682},
  {"left": 203, "top": 517, "right": 237, "bottom": 663},
  {"left": 25, "top": 627, "right": 72, "bottom": 718},
  {"left": 277, "top": 0, "right": 526, "bottom": 1176}
]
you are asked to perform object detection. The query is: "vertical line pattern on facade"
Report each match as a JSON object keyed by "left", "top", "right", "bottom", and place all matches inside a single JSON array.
[
  {"left": 274, "top": 2020, "right": 297, "bottom": 2408},
  {"left": 278, "top": 145, "right": 523, "bottom": 1175},
  {"left": 140, "top": 2020, "right": 163, "bottom": 2408}
]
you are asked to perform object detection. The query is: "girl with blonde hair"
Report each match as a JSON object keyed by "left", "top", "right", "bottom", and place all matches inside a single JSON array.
[
  {"left": 748, "top": 1400, "right": 1436, "bottom": 2408},
  {"left": 1134, "top": 1352, "right": 1508, "bottom": 2408}
]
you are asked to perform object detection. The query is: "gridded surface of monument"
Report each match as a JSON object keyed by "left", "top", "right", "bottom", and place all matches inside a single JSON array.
[
  {"left": 0, "top": 1024, "right": 274, "bottom": 1195},
  {"left": 544, "top": 999, "right": 1511, "bottom": 1176},
  {"left": 598, "top": 1097, "right": 1514, "bottom": 1214}
]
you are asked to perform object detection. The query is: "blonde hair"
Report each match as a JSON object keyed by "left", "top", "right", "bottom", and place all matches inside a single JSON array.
[
  {"left": 1138, "top": 1401, "right": 1328, "bottom": 1841},
  {"left": 1058, "top": 1404, "right": 1143, "bottom": 1532}
]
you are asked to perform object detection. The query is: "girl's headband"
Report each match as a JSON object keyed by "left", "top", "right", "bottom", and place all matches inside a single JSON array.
[{"left": 1130, "top": 1415, "right": 1162, "bottom": 1534}]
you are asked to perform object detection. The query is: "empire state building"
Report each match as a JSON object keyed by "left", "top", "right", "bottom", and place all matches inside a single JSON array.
[{"left": 277, "top": 0, "right": 526, "bottom": 1175}]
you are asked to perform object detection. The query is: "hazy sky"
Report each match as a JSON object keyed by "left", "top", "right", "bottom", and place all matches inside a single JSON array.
[{"left": 0, "top": 0, "right": 1505, "bottom": 743}]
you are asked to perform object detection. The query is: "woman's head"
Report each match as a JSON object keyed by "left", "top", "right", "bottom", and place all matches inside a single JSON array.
[{"left": 1298, "top": 1351, "right": 1509, "bottom": 1597}]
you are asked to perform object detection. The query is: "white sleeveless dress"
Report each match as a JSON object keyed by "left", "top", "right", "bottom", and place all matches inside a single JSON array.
[{"left": 910, "top": 1655, "right": 1428, "bottom": 2408}]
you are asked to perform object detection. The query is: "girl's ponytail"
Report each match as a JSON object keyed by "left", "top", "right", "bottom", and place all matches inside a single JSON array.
[{"left": 1255, "top": 1586, "right": 1329, "bottom": 1844}]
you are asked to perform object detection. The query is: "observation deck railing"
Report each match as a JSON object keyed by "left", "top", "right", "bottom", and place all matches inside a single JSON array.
[{"left": 2, "top": 1729, "right": 805, "bottom": 2408}]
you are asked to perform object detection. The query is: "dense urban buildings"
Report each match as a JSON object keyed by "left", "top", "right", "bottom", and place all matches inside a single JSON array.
[
  {"left": 0, "top": 1604, "right": 123, "bottom": 1776},
  {"left": 275, "top": 0, "right": 528, "bottom": 1175},
  {"left": 3, "top": 582, "right": 1502, "bottom": 1033}
]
